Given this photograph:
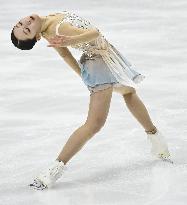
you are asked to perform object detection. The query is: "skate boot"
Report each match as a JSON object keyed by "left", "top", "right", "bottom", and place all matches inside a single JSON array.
[
  {"left": 146, "top": 126, "right": 173, "bottom": 163},
  {"left": 29, "top": 160, "right": 67, "bottom": 190}
]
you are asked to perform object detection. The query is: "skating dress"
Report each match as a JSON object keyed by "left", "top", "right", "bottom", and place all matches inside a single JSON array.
[{"left": 55, "top": 11, "right": 146, "bottom": 94}]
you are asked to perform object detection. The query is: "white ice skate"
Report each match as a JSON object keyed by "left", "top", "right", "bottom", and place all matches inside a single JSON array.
[
  {"left": 147, "top": 129, "right": 173, "bottom": 163},
  {"left": 29, "top": 160, "right": 67, "bottom": 190}
]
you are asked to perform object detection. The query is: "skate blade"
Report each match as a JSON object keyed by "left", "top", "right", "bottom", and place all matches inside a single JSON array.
[
  {"left": 159, "top": 156, "right": 174, "bottom": 164},
  {"left": 29, "top": 179, "right": 47, "bottom": 190}
]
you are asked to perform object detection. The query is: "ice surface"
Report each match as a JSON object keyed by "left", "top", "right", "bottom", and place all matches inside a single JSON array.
[{"left": 0, "top": 0, "right": 187, "bottom": 204}]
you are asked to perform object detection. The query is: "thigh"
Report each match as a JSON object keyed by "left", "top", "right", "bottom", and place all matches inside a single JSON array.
[
  {"left": 113, "top": 83, "right": 136, "bottom": 95},
  {"left": 85, "top": 87, "right": 113, "bottom": 127}
]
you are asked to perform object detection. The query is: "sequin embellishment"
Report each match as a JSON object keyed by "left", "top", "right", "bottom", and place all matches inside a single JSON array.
[{"left": 56, "top": 11, "right": 109, "bottom": 57}]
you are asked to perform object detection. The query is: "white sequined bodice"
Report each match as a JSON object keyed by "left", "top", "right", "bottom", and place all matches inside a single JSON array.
[{"left": 56, "top": 11, "right": 110, "bottom": 57}]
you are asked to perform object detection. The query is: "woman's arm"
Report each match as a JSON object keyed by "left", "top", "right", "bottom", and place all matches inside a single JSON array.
[
  {"left": 54, "top": 47, "right": 81, "bottom": 76},
  {"left": 70, "top": 28, "right": 100, "bottom": 45},
  {"left": 48, "top": 23, "right": 100, "bottom": 48}
]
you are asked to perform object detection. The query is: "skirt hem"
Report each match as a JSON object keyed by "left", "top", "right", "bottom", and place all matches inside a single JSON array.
[{"left": 87, "top": 82, "right": 136, "bottom": 94}]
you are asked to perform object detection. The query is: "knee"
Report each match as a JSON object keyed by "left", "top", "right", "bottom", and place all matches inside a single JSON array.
[{"left": 85, "top": 118, "right": 106, "bottom": 134}]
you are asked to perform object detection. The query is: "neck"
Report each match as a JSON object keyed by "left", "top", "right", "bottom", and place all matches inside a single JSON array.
[{"left": 39, "top": 13, "right": 64, "bottom": 38}]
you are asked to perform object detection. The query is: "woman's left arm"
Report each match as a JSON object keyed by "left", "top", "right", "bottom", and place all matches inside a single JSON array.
[
  {"left": 47, "top": 23, "right": 100, "bottom": 48},
  {"left": 70, "top": 28, "right": 100, "bottom": 45}
]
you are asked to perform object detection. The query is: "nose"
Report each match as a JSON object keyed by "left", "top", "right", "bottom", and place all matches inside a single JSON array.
[
  {"left": 23, "top": 19, "right": 31, "bottom": 26},
  {"left": 26, "top": 20, "right": 31, "bottom": 25}
]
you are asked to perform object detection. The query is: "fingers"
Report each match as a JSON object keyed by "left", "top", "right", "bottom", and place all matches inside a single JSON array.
[
  {"left": 47, "top": 42, "right": 61, "bottom": 48},
  {"left": 47, "top": 39, "right": 64, "bottom": 48},
  {"left": 49, "top": 35, "right": 70, "bottom": 41},
  {"left": 47, "top": 35, "right": 71, "bottom": 48},
  {"left": 47, "top": 44, "right": 59, "bottom": 47},
  {"left": 49, "top": 37, "right": 65, "bottom": 43}
]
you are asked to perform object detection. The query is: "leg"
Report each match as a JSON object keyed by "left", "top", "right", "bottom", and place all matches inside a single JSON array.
[
  {"left": 29, "top": 87, "right": 113, "bottom": 190},
  {"left": 113, "top": 85, "right": 171, "bottom": 160},
  {"left": 56, "top": 87, "right": 113, "bottom": 165},
  {"left": 123, "top": 91, "right": 156, "bottom": 132},
  {"left": 113, "top": 85, "right": 157, "bottom": 133}
]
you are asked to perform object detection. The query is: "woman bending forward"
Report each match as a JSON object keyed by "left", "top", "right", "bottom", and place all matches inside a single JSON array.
[{"left": 11, "top": 11, "right": 171, "bottom": 190}]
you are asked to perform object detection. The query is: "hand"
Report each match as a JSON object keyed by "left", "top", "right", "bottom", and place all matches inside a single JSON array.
[{"left": 47, "top": 35, "right": 75, "bottom": 48}]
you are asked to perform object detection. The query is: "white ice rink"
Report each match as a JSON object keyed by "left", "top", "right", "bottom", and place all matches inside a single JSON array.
[{"left": 0, "top": 0, "right": 187, "bottom": 204}]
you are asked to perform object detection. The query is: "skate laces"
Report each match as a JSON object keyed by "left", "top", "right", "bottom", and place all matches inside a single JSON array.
[
  {"left": 50, "top": 164, "right": 63, "bottom": 177},
  {"left": 42, "top": 161, "right": 66, "bottom": 179}
]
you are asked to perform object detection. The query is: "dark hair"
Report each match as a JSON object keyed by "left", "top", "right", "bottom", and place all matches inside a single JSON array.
[{"left": 11, "top": 29, "right": 37, "bottom": 50}]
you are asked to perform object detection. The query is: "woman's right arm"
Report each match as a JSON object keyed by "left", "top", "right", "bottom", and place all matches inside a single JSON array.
[{"left": 54, "top": 47, "right": 81, "bottom": 77}]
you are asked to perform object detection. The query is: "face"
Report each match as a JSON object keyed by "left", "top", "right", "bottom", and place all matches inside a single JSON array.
[{"left": 13, "top": 14, "right": 42, "bottom": 41}]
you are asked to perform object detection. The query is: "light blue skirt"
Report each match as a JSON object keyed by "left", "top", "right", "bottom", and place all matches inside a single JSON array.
[
  {"left": 77, "top": 50, "right": 144, "bottom": 94},
  {"left": 78, "top": 54, "right": 117, "bottom": 83}
]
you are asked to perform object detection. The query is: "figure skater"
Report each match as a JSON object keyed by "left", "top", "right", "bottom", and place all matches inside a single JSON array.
[{"left": 11, "top": 11, "right": 172, "bottom": 190}]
